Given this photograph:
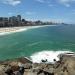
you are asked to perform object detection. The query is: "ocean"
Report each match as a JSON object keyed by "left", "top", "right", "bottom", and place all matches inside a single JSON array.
[{"left": 0, "top": 24, "right": 75, "bottom": 63}]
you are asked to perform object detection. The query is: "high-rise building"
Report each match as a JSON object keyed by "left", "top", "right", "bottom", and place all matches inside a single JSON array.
[
  {"left": 17, "top": 15, "right": 21, "bottom": 21},
  {"left": 9, "top": 17, "right": 13, "bottom": 26},
  {"left": 0, "top": 17, "right": 8, "bottom": 27},
  {"left": 3, "top": 17, "right": 8, "bottom": 27},
  {"left": 0, "top": 17, "right": 4, "bottom": 27},
  {"left": 0, "top": 17, "right": 3, "bottom": 22},
  {"left": 17, "top": 15, "right": 21, "bottom": 26},
  {"left": 9, "top": 16, "right": 17, "bottom": 26}
]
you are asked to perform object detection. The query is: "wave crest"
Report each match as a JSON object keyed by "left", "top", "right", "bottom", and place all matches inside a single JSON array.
[{"left": 30, "top": 50, "right": 73, "bottom": 63}]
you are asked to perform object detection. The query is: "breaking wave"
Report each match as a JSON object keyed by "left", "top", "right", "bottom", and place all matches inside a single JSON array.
[{"left": 30, "top": 50, "right": 74, "bottom": 63}]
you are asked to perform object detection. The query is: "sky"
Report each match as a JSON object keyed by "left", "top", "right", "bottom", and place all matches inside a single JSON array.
[{"left": 0, "top": 0, "right": 75, "bottom": 23}]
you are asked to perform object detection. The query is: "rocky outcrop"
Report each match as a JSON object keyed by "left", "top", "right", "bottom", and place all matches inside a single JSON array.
[
  {"left": 0, "top": 54, "right": 75, "bottom": 75},
  {"left": 54, "top": 53, "right": 75, "bottom": 75}
]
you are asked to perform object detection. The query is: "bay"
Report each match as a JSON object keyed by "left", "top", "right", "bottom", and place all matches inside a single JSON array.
[{"left": 0, "top": 25, "right": 75, "bottom": 60}]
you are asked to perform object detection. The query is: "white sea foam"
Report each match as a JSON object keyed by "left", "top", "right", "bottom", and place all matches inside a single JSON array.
[
  {"left": 30, "top": 50, "right": 73, "bottom": 63},
  {"left": 0, "top": 28, "right": 27, "bottom": 35},
  {"left": 0, "top": 25, "right": 57, "bottom": 36},
  {"left": 27, "top": 42, "right": 41, "bottom": 46}
]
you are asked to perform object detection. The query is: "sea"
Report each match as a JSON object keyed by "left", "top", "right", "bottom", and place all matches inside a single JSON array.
[{"left": 0, "top": 24, "right": 75, "bottom": 63}]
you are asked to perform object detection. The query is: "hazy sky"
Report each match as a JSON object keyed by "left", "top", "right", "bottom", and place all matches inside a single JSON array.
[{"left": 0, "top": 0, "right": 75, "bottom": 23}]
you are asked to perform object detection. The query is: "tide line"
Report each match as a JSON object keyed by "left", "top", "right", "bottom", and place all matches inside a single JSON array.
[{"left": 0, "top": 25, "right": 57, "bottom": 36}]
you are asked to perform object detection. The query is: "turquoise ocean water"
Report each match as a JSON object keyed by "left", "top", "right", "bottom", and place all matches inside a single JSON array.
[{"left": 0, "top": 25, "right": 75, "bottom": 60}]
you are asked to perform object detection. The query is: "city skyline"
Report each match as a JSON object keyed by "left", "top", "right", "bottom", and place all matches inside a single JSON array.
[
  {"left": 0, "top": 0, "right": 75, "bottom": 24},
  {"left": 0, "top": 15, "right": 57, "bottom": 27}
]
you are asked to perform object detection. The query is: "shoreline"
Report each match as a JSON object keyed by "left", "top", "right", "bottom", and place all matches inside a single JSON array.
[{"left": 0, "top": 25, "right": 57, "bottom": 35}]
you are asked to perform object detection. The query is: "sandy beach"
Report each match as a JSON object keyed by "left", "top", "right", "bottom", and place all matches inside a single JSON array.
[
  {"left": 0, "top": 26, "right": 26, "bottom": 35},
  {"left": 0, "top": 25, "right": 56, "bottom": 35},
  {"left": 0, "top": 26, "right": 40, "bottom": 35}
]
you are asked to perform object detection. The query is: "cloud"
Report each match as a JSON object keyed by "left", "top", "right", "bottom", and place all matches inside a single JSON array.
[
  {"left": 25, "top": 12, "right": 36, "bottom": 15},
  {"left": 48, "top": 4, "right": 54, "bottom": 7},
  {"left": 58, "top": 0, "right": 75, "bottom": 3},
  {"left": 8, "top": 12, "right": 14, "bottom": 16},
  {"left": 35, "top": 0, "right": 45, "bottom": 3},
  {"left": 71, "top": 10, "right": 75, "bottom": 14},
  {"left": 59, "top": 0, "right": 70, "bottom": 3},
  {"left": 65, "top": 3, "right": 70, "bottom": 7},
  {"left": 58, "top": 0, "right": 75, "bottom": 7},
  {"left": 2, "top": 0, "right": 21, "bottom": 6}
]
